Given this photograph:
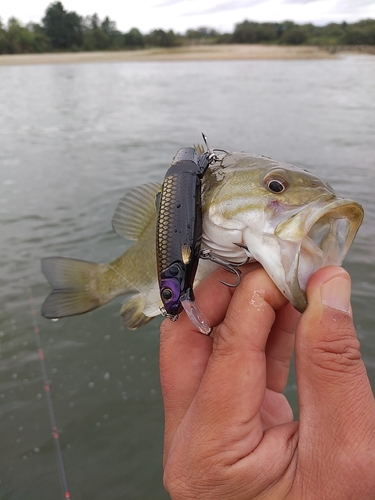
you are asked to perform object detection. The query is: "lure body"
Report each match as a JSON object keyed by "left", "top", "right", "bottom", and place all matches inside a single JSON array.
[{"left": 156, "top": 147, "right": 210, "bottom": 320}]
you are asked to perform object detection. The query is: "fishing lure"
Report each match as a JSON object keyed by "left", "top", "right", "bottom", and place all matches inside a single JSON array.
[{"left": 156, "top": 141, "right": 214, "bottom": 334}]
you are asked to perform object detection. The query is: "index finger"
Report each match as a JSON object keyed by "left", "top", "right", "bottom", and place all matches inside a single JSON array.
[
  {"left": 160, "top": 263, "right": 259, "bottom": 456},
  {"left": 186, "top": 269, "right": 288, "bottom": 454},
  {"left": 161, "top": 267, "right": 288, "bottom": 461}
]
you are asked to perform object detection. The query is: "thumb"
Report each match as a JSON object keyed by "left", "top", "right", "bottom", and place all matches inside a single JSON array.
[{"left": 295, "top": 266, "right": 375, "bottom": 449}]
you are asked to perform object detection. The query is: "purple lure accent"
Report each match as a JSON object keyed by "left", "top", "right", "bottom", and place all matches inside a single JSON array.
[{"left": 160, "top": 278, "right": 181, "bottom": 315}]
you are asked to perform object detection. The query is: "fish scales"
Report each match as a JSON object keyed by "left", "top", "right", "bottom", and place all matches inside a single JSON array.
[{"left": 156, "top": 173, "right": 199, "bottom": 274}]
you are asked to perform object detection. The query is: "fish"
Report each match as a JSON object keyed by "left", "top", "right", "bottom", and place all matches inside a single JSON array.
[{"left": 41, "top": 148, "right": 364, "bottom": 328}]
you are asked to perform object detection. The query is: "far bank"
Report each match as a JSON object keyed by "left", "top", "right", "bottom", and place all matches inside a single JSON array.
[{"left": 0, "top": 44, "right": 337, "bottom": 66}]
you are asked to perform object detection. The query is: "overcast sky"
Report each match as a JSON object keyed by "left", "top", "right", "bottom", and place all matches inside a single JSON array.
[{"left": 2, "top": 0, "right": 375, "bottom": 33}]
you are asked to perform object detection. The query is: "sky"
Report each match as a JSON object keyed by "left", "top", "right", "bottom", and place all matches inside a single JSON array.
[{"left": 2, "top": 0, "right": 375, "bottom": 34}]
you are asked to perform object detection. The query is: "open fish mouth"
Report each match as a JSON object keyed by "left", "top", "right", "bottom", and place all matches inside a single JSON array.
[{"left": 259, "top": 197, "right": 364, "bottom": 312}]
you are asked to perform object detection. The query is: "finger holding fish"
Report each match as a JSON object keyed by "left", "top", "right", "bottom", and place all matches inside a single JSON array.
[
  {"left": 160, "top": 262, "right": 262, "bottom": 455},
  {"left": 161, "top": 264, "right": 299, "bottom": 462}
]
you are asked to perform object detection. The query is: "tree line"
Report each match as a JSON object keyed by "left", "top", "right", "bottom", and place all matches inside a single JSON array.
[{"left": 1, "top": 1, "right": 374, "bottom": 54}]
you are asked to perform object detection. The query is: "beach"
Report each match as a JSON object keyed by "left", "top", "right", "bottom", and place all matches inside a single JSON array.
[{"left": 0, "top": 44, "right": 337, "bottom": 66}]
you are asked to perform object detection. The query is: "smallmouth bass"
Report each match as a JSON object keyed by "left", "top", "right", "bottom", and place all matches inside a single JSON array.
[{"left": 41, "top": 148, "right": 364, "bottom": 329}]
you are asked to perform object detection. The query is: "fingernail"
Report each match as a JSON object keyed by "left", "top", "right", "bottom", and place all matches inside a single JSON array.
[{"left": 321, "top": 276, "right": 351, "bottom": 315}]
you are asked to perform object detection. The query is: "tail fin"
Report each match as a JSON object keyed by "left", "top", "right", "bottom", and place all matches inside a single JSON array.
[{"left": 41, "top": 257, "right": 104, "bottom": 319}]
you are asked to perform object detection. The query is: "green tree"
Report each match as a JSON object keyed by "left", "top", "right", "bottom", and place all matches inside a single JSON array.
[
  {"left": 280, "top": 22, "right": 308, "bottom": 45},
  {"left": 124, "top": 27, "right": 145, "bottom": 48},
  {"left": 101, "top": 16, "right": 123, "bottom": 49},
  {"left": 232, "top": 20, "right": 258, "bottom": 43},
  {"left": 0, "top": 17, "right": 50, "bottom": 54},
  {"left": 256, "top": 23, "right": 279, "bottom": 42},
  {"left": 82, "top": 14, "right": 107, "bottom": 50},
  {"left": 146, "top": 29, "right": 181, "bottom": 47},
  {"left": 186, "top": 27, "right": 219, "bottom": 42},
  {"left": 64, "top": 11, "right": 83, "bottom": 48},
  {"left": 342, "top": 20, "right": 375, "bottom": 44},
  {"left": 4, "top": 17, "right": 34, "bottom": 53},
  {"left": 42, "top": 2, "right": 67, "bottom": 48},
  {"left": 101, "top": 16, "right": 116, "bottom": 37},
  {"left": 82, "top": 14, "right": 122, "bottom": 50},
  {"left": 0, "top": 18, "right": 6, "bottom": 53},
  {"left": 232, "top": 20, "right": 280, "bottom": 44},
  {"left": 42, "top": 2, "right": 82, "bottom": 49},
  {"left": 27, "top": 22, "right": 51, "bottom": 52},
  {"left": 2, "top": 9, "right": 374, "bottom": 55}
]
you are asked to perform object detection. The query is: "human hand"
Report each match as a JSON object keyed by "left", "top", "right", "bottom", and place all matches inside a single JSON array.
[{"left": 160, "top": 265, "right": 375, "bottom": 500}]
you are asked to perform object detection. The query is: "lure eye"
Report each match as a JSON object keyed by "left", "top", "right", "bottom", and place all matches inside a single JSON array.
[
  {"left": 162, "top": 288, "right": 173, "bottom": 301},
  {"left": 160, "top": 275, "right": 183, "bottom": 315},
  {"left": 266, "top": 179, "right": 287, "bottom": 193}
]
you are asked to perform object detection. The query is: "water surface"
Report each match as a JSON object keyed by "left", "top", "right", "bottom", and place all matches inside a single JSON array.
[{"left": 1, "top": 55, "right": 375, "bottom": 499}]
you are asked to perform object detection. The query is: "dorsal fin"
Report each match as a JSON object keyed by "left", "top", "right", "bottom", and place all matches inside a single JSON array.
[
  {"left": 112, "top": 182, "right": 161, "bottom": 240},
  {"left": 194, "top": 143, "right": 205, "bottom": 155}
]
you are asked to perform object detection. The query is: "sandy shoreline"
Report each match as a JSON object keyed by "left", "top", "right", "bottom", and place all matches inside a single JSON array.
[{"left": 0, "top": 44, "right": 337, "bottom": 66}]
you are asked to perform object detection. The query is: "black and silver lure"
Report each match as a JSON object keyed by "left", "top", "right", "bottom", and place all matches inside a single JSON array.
[{"left": 156, "top": 136, "right": 215, "bottom": 335}]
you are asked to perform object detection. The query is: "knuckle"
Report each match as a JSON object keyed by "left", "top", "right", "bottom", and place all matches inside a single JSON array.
[
  {"left": 312, "top": 336, "right": 362, "bottom": 377},
  {"left": 163, "top": 452, "right": 227, "bottom": 500},
  {"left": 212, "top": 320, "right": 237, "bottom": 356},
  {"left": 311, "top": 334, "right": 361, "bottom": 373},
  {"left": 306, "top": 313, "right": 362, "bottom": 375}
]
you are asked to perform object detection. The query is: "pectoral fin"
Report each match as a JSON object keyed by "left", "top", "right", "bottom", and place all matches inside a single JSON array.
[{"left": 121, "top": 294, "right": 154, "bottom": 330}]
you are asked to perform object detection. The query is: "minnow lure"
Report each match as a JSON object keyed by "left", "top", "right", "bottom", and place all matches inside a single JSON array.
[{"left": 156, "top": 142, "right": 214, "bottom": 334}]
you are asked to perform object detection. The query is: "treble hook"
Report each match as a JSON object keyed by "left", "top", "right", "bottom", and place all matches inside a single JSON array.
[
  {"left": 201, "top": 132, "right": 219, "bottom": 164},
  {"left": 160, "top": 307, "right": 179, "bottom": 321},
  {"left": 199, "top": 249, "right": 249, "bottom": 287}
]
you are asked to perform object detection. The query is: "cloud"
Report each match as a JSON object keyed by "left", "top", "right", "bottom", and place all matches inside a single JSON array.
[
  {"left": 154, "top": 0, "right": 185, "bottom": 7},
  {"left": 333, "top": 0, "right": 375, "bottom": 16},
  {"left": 185, "top": 0, "right": 268, "bottom": 15},
  {"left": 337, "top": 0, "right": 375, "bottom": 5},
  {"left": 156, "top": 0, "right": 266, "bottom": 9},
  {"left": 284, "top": 0, "right": 321, "bottom": 4}
]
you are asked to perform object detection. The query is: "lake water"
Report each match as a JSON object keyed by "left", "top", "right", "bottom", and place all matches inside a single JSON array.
[{"left": 1, "top": 54, "right": 375, "bottom": 499}]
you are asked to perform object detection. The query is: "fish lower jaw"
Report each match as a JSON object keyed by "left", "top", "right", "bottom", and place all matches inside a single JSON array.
[
  {"left": 296, "top": 236, "right": 329, "bottom": 293},
  {"left": 276, "top": 229, "right": 350, "bottom": 313},
  {"left": 296, "top": 203, "right": 362, "bottom": 293},
  {"left": 271, "top": 198, "right": 364, "bottom": 311}
]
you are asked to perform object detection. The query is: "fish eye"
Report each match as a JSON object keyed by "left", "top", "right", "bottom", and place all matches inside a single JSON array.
[
  {"left": 266, "top": 179, "right": 287, "bottom": 193},
  {"left": 162, "top": 288, "right": 173, "bottom": 301}
]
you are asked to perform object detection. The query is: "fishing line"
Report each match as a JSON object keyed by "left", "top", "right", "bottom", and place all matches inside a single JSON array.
[
  {"left": 28, "top": 287, "right": 71, "bottom": 500},
  {"left": 107, "top": 263, "right": 162, "bottom": 312}
]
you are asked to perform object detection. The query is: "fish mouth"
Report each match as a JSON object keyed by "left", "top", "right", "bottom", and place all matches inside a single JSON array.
[
  {"left": 244, "top": 197, "right": 364, "bottom": 313},
  {"left": 274, "top": 197, "right": 364, "bottom": 312}
]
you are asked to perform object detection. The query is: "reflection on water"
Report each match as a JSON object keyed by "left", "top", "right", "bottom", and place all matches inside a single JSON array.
[{"left": 1, "top": 55, "right": 375, "bottom": 499}]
